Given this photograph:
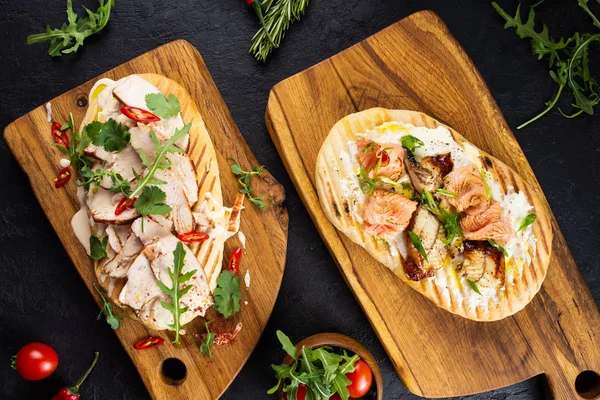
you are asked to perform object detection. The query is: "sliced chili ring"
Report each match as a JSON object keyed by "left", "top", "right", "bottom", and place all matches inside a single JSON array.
[
  {"left": 377, "top": 148, "right": 390, "bottom": 167},
  {"left": 115, "top": 197, "right": 137, "bottom": 215},
  {"left": 178, "top": 231, "right": 210, "bottom": 243},
  {"left": 120, "top": 106, "right": 160, "bottom": 123},
  {"left": 51, "top": 122, "right": 69, "bottom": 148},
  {"left": 134, "top": 336, "right": 165, "bottom": 350},
  {"left": 227, "top": 247, "right": 243, "bottom": 275},
  {"left": 54, "top": 167, "right": 72, "bottom": 188}
]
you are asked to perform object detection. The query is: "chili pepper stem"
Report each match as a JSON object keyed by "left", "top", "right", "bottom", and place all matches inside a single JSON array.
[
  {"left": 251, "top": 1, "right": 277, "bottom": 48},
  {"left": 69, "top": 352, "right": 99, "bottom": 393}
]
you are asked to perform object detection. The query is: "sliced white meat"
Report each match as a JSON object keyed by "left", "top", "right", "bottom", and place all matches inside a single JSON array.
[
  {"left": 108, "top": 146, "right": 144, "bottom": 182},
  {"left": 138, "top": 295, "right": 174, "bottom": 330},
  {"left": 71, "top": 207, "right": 92, "bottom": 256},
  {"left": 102, "top": 233, "right": 143, "bottom": 279},
  {"left": 118, "top": 252, "right": 162, "bottom": 311},
  {"left": 130, "top": 124, "right": 156, "bottom": 163},
  {"left": 404, "top": 206, "right": 448, "bottom": 281},
  {"left": 154, "top": 168, "right": 193, "bottom": 234},
  {"left": 132, "top": 217, "right": 173, "bottom": 244},
  {"left": 84, "top": 143, "right": 113, "bottom": 162},
  {"left": 168, "top": 153, "right": 198, "bottom": 205},
  {"left": 87, "top": 188, "right": 139, "bottom": 224},
  {"left": 106, "top": 225, "right": 123, "bottom": 253},
  {"left": 149, "top": 214, "right": 174, "bottom": 232},
  {"left": 129, "top": 119, "right": 188, "bottom": 160},
  {"left": 112, "top": 75, "right": 161, "bottom": 109}
]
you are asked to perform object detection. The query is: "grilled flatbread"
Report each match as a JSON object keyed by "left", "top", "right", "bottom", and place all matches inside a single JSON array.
[{"left": 316, "top": 108, "right": 552, "bottom": 321}]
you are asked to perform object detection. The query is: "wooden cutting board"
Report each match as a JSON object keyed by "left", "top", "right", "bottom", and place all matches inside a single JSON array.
[
  {"left": 265, "top": 11, "right": 600, "bottom": 399},
  {"left": 4, "top": 40, "right": 288, "bottom": 400}
]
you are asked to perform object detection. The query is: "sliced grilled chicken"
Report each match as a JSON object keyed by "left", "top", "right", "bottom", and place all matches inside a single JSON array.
[
  {"left": 356, "top": 139, "right": 407, "bottom": 181},
  {"left": 168, "top": 153, "right": 198, "bottom": 206},
  {"left": 138, "top": 295, "right": 175, "bottom": 330},
  {"left": 461, "top": 202, "right": 514, "bottom": 242},
  {"left": 154, "top": 168, "right": 194, "bottom": 234},
  {"left": 118, "top": 252, "right": 162, "bottom": 310},
  {"left": 404, "top": 206, "right": 449, "bottom": 281},
  {"left": 102, "top": 233, "right": 143, "bottom": 279},
  {"left": 129, "top": 121, "right": 189, "bottom": 164},
  {"left": 405, "top": 152, "right": 454, "bottom": 193},
  {"left": 112, "top": 75, "right": 161, "bottom": 109},
  {"left": 84, "top": 143, "right": 113, "bottom": 162},
  {"left": 87, "top": 188, "right": 139, "bottom": 224},
  {"left": 443, "top": 165, "right": 490, "bottom": 214},
  {"left": 362, "top": 189, "right": 417, "bottom": 240},
  {"left": 107, "top": 146, "right": 144, "bottom": 184},
  {"left": 460, "top": 240, "right": 505, "bottom": 288}
]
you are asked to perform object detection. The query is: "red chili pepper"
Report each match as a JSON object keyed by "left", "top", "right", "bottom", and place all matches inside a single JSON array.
[
  {"left": 51, "top": 352, "right": 98, "bottom": 400},
  {"left": 134, "top": 337, "right": 165, "bottom": 350},
  {"left": 227, "top": 247, "right": 243, "bottom": 275},
  {"left": 245, "top": 0, "right": 276, "bottom": 46},
  {"left": 376, "top": 148, "right": 390, "bottom": 167},
  {"left": 120, "top": 106, "right": 160, "bottom": 123},
  {"left": 54, "top": 167, "right": 72, "bottom": 188},
  {"left": 51, "top": 122, "right": 69, "bottom": 148},
  {"left": 177, "top": 231, "right": 210, "bottom": 243},
  {"left": 114, "top": 197, "right": 137, "bottom": 215}
]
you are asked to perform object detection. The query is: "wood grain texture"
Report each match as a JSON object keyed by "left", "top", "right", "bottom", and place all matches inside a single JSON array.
[
  {"left": 4, "top": 40, "right": 288, "bottom": 400},
  {"left": 265, "top": 11, "right": 600, "bottom": 399}
]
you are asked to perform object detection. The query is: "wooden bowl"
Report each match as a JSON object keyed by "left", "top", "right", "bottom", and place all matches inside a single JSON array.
[{"left": 277, "top": 333, "right": 383, "bottom": 400}]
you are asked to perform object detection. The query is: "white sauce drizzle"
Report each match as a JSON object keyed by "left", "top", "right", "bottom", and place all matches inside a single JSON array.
[
  {"left": 45, "top": 102, "right": 52, "bottom": 122},
  {"left": 238, "top": 231, "right": 246, "bottom": 248}
]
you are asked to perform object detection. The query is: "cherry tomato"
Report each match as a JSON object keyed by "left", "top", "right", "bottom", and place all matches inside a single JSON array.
[
  {"left": 14, "top": 342, "right": 58, "bottom": 381},
  {"left": 329, "top": 394, "right": 342, "bottom": 400},
  {"left": 295, "top": 383, "right": 307, "bottom": 400},
  {"left": 346, "top": 359, "right": 373, "bottom": 398}
]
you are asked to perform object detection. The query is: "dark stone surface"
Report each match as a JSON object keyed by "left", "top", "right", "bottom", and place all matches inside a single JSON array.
[{"left": 0, "top": 0, "right": 598, "bottom": 399}]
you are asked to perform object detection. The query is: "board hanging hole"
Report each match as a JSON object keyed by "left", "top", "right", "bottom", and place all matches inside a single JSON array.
[
  {"left": 160, "top": 358, "right": 187, "bottom": 386},
  {"left": 77, "top": 96, "right": 88, "bottom": 107},
  {"left": 575, "top": 370, "right": 600, "bottom": 398}
]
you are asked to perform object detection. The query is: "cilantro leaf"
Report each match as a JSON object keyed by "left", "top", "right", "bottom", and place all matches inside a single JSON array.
[
  {"left": 213, "top": 270, "right": 242, "bottom": 318},
  {"left": 27, "top": 0, "right": 115, "bottom": 57},
  {"left": 134, "top": 186, "right": 172, "bottom": 217},
  {"left": 90, "top": 235, "right": 108, "bottom": 260},
  {"left": 86, "top": 118, "right": 130, "bottom": 152},
  {"left": 145, "top": 93, "right": 181, "bottom": 118}
]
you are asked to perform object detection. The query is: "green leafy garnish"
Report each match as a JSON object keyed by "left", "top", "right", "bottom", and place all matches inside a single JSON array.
[
  {"left": 358, "top": 166, "right": 379, "bottom": 195},
  {"left": 128, "top": 124, "right": 190, "bottom": 199},
  {"left": 268, "top": 330, "right": 360, "bottom": 400},
  {"left": 518, "top": 213, "right": 537, "bottom": 231},
  {"left": 156, "top": 242, "right": 196, "bottom": 345},
  {"left": 200, "top": 321, "right": 215, "bottom": 358},
  {"left": 408, "top": 231, "right": 428, "bottom": 262},
  {"left": 85, "top": 119, "right": 131, "bottom": 153},
  {"left": 479, "top": 170, "right": 493, "bottom": 199},
  {"left": 94, "top": 283, "right": 123, "bottom": 330},
  {"left": 80, "top": 167, "right": 132, "bottom": 195},
  {"left": 54, "top": 113, "right": 92, "bottom": 173},
  {"left": 27, "top": 0, "right": 115, "bottom": 57},
  {"left": 436, "top": 188, "right": 458, "bottom": 198},
  {"left": 487, "top": 239, "right": 509, "bottom": 258},
  {"left": 492, "top": 2, "right": 600, "bottom": 128},
  {"left": 90, "top": 235, "right": 108, "bottom": 260},
  {"left": 466, "top": 279, "right": 482, "bottom": 296},
  {"left": 420, "top": 189, "right": 463, "bottom": 244},
  {"left": 213, "top": 270, "right": 242, "bottom": 318},
  {"left": 134, "top": 186, "right": 172, "bottom": 230},
  {"left": 361, "top": 141, "right": 376, "bottom": 154},
  {"left": 401, "top": 134, "right": 424, "bottom": 154},
  {"left": 229, "top": 158, "right": 267, "bottom": 209},
  {"left": 145, "top": 93, "right": 181, "bottom": 119}
]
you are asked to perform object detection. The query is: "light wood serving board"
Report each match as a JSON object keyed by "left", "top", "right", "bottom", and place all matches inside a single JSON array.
[
  {"left": 4, "top": 40, "right": 288, "bottom": 400},
  {"left": 265, "top": 11, "right": 600, "bottom": 399}
]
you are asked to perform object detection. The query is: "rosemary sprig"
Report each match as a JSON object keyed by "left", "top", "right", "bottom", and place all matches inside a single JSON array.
[{"left": 249, "top": 0, "right": 310, "bottom": 62}]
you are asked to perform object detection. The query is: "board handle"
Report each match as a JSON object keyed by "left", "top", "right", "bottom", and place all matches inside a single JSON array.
[{"left": 543, "top": 369, "right": 600, "bottom": 399}]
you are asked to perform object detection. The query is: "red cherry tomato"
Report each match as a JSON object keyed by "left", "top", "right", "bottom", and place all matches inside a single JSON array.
[
  {"left": 295, "top": 383, "right": 307, "bottom": 400},
  {"left": 14, "top": 343, "right": 58, "bottom": 381},
  {"left": 330, "top": 394, "right": 342, "bottom": 400},
  {"left": 346, "top": 359, "right": 373, "bottom": 398}
]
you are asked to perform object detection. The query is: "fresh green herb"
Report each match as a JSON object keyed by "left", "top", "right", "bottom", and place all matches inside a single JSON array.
[
  {"left": 436, "top": 188, "right": 458, "bottom": 198},
  {"left": 466, "top": 279, "right": 482, "bottom": 296},
  {"left": 493, "top": 2, "right": 600, "bottom": 128},
  {"left": 401, "top": 135, "right": 424, "bottom": 155},
  {"left": 156, "top": 242, "right": 197, "bottom": 345},
  {"left": 487, "top": 239, "right": 509, "bottom": 258},
  {"left": 480, "top": 170, "right": 493, "bottom": 200},
  {"left": 200, "top": 321, "right": 215, "bottom": 358},
  {"left": 518, "top": 213, "right": 537, "bottom": 231},
  {"left": 85, "top": 119, "right": 130, "bottom": 153},
  {"left": 408, "top": 231, "right": 428, "bottom": 262},
  {"left": 27, "top": 0, "right": 115, "bottom": 57},
  {"left": 361, "top": 141, "right": 376, "bottom": 154},
  {"left": 134, "top": 186, "right": 172, "bottom": 230},
  {"left": 229, "top": 158, "right": 267, "bottom": 209},
  {"left": 90, "top": 235, "right": 108, "bottom": 260},
  {"left": 80, "top": 167, "right": 132, "bottom": 195},
  {"left": 268, "top": 330, "right": 360, "bottom": 400},
  {"left": 54, "top": 113, "right": 92, "bottom": 172},
  {"left": 94, "top": 283, "right": 123, "bottom": 330},
  {"left": 213, "top": 270, "right": 242, "bottom": 318},
  {"left": 358, "top": 166, "right": 379, "bottom": 195},
  {"left": 249, "top": 0, "right": 310, "bottom": 62},
  {"left": 145, "top": 93, "right": 181, "bottom": 119},
  {"left": 128, "top": 124, "right": 190, "bottom": 199},
  {"left": 421, "top": 189, "right": 463, "bottom": 244}
]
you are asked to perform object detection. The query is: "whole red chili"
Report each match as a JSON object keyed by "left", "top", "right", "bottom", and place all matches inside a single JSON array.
[
  {"left": 51, "top": 122, "right": 69, "bottom": 148},
  {"left": 51, "top": 352, "right": 98, "bottom": 400},
  {"left": 245, "top": 0, "right": 276, "bottom": 46},
  {"left": 227, "top": 247, "right": 243, "bottom": 275},
  {"left": 114, "top": 197, "right": 137, "bottom": 215},
  {"left": 134, "top": 337, "right": 165, "bottom": 350},
  {"left": 177, "top": 231, "right": 210, "bottom": 243},
  {"left": 54, "top": 167, "right": 72, "bottom": 188},
  {"left": 120, "top": 106, "right": 160, "bottom": 123}
]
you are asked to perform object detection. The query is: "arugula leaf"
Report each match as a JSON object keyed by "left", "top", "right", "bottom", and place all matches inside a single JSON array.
[
  {"left": 401, "top": 134, "right": 424, "bottom": 154},
  {"left": 94, "top": 283, "right": 123, "bottom": 330},
  {"left": 276, "top": 330, "right": 298, "bottom": 360},
  {"left": 518, "top": 213, "right": 537, "bottom": 231},
  {"left": 467, "top": 279, "right": 482, "bottom": 296},
  {"left": 228, "top": 158, "right": 267, "bottom": 210},
  {"left": 79, "top": 167, "right": 132, "bottom": 195},
  {"left": 488, "top": 239, "right": 509, "bottom": 258},
  {"left": 134, "top": 186, "right": 172, "bottom": 217},
  {"left": 145, "top": 93, "right": 181, "bottom": 118},
  {"left": 213, "top": 270, "right": 242, "bottom": 318},
  {"left": 86, "top": 118, "right": 130, "bottom": 152},
  {"left": 90, "top": 235, "right": 108, "bottom": 260},
  {"left": 128, "top": 124, "right": 191, "bottom": 199},
  {"left": 200, "top": 321, "right": 215, "bottom": 358},
  {"left": 408, "top": 231, "right": 428, "bottom": 262},
  {"left": 156, "top": 242, "right": 196, "bottom": 344},
  {"left": 27, "top": 0, "right": 115, "bottom": 57}
]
